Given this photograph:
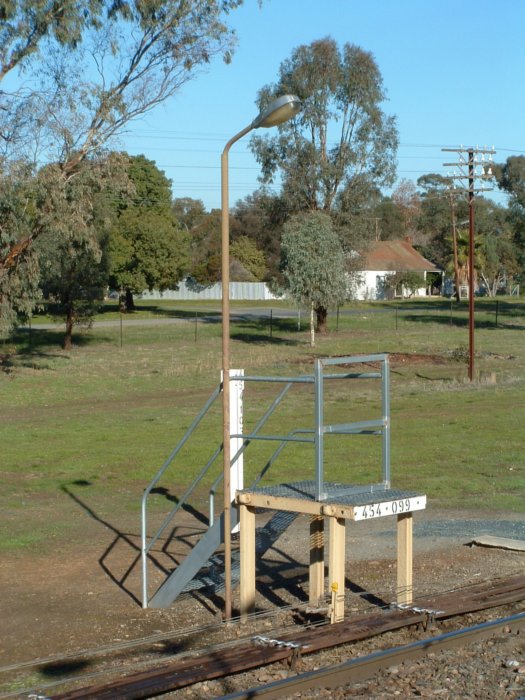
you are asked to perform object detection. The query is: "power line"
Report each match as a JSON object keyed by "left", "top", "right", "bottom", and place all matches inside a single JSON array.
[{"left": 124, "top": 131, "right": 525, "bottom": 154}]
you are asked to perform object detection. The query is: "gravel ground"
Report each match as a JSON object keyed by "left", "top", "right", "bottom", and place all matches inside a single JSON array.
[{"left": 178, "top": 606, "right": 525, "bottom": 699}]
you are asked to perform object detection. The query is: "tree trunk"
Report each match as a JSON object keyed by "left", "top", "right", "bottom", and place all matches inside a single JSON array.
[
  {"left": 63, "top": 306, "right": 74, "bottom": 350},
  {"left": 310, "top": 302, "right": 315, "bottom": 347},
  {"left": 118, "top": 291, "right": 126, "bottom": 313},
  {"left": 315, "top": 304, "right": 328, "bottom": 333},
  {"left": 125, "top": 288, "right": 135, "bottom": 312}
]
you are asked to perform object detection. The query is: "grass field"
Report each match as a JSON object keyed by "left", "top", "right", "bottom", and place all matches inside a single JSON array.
[{"left": 1, "top": 297, "right": 524, "bottom": 554}]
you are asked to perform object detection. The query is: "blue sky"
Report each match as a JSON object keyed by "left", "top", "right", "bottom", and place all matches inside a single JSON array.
[{"left": 120, "top": 0, "right": 525, "bottom": 211}]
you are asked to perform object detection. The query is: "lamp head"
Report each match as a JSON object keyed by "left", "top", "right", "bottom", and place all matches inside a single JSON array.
[{"left": 252, "top": 94, "right": 302, "bottom": 129}]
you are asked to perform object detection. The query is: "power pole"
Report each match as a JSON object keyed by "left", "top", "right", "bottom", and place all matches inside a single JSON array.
[{"left": 442, "top": 146, "right": 496, "bottom": 381}]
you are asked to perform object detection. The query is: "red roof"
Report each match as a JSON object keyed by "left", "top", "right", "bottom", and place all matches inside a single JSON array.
[{"left": 364, "top": 239, "right": 439, "bottom": 272}]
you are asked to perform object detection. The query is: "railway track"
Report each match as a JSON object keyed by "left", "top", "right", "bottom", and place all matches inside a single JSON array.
[
  {"left": 218, "top": 611, "right": 525, "bottom": 699},
  {"left": 41, "top": 573, "right": 525, "bottom": 700}
]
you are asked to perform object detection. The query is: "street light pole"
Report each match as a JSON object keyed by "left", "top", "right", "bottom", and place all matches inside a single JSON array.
[
  {"left": 221, "top": 95, "right": 301, "bottom": 621},
  {"left": 221, "top": 123, "right": 255, "bottom": 624}
]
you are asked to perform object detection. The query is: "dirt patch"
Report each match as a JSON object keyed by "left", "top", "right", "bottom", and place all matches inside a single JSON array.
[
  {"left": 313, "top": 352, "right": 451, "bottom": 368},
  {"left": 388, "top": 352, "right": 449, "bottom": 365}
]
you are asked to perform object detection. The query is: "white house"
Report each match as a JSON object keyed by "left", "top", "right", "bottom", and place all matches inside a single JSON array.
[{"left": 353, "top": 239, "right": 441, "bottom": 301}]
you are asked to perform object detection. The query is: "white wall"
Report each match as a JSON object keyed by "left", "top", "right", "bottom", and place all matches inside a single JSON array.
[
  {"left": 353, "top": 270, "right": 391, "bottom": 300},
  {"left": 352, "top": 271, "right": 429, "bottom": 301},
  {"left": 138, "top": 279, "right": 280, "bottom": 301}
]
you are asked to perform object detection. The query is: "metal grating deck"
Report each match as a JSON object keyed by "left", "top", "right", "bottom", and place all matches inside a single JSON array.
[{"left": 238, "top": 480, "right": 424, "bottom": 507}]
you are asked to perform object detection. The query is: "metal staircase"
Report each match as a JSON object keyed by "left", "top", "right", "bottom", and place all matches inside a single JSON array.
[
  {"left": 149, "top": 509, "right": 299, "bottom": 608},
  {"left": 141, "top": 354, "right": 391, "bottom": 609},
  {"left": 141, "top": 377, "right": 298, "bottom": 609}
]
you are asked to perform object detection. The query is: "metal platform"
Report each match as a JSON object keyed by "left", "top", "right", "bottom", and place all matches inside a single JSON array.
[{"left": 237, "top": 480, "right": 426, "bottom": 522}]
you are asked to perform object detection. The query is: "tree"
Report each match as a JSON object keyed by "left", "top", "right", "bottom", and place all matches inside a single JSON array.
[
  {"left": 188, "top": 209, "right": 222, "bottom": 285},
  {"left": 281, "top": 212, "right": 347, "bottom": 341},
  {"left": 1, "top": 1, "right": 241, "bottom": 174},
  {"left": 0, "top": 1, "right": 106, "bottom": 82},
  {"left": 383, "top": 270, "right": 424, "bottom": 299},
  {"left": 250, "top": 37, "right": 397, "bottom": 326},
  {"left": 494, "top": 156, "right": 525, "bottom": 280},
  {"left": 35, "top": 154, "right": 129, "bottom": 348},
  {"left": 495, "top": 156, "right": 525, "bottom": 204},
  {"left": 250, "top": 37, "right": 398, "bottom": 214},
  {"left": 473, "top": 200, "right": 519, "bottom": 296},
  {"left": 0, "top": 161, "right": 42, "bottom": 334},
  {"left": 0, "top": 0, "right": 244, "bottom": 332},
  {"left": 415, "top": 173, "right": 461, "bottom": 265},
  {"left": 230, "top": 190, "right": 289, "bottom": 281},
  {"left": 186, "top": 209, "right": 269, "bottom": 284},
  {"left": 365, "top": 194, "right": 405, "bottom": 241},
  {"left": 478, "top": 231, "right": 520, "bottom": 297},
  {"left": 38, "top": 229, "right": 109, "bottom": 350},
  {"left": 429, "top": 195, "right": 515, "bottom": 300},
  {"left": 109, "top": 155, "right": 189, "bottom": 309},
  {"left": 442, "top": 228, "right": 480, "bottom": 295},
  {"left": 230, "top": 236, "right": 267, "bottom": 281},
  {"left": 391, "top": 179, "right": 421, "bottom": 242},
  {"left": 172, "top": 198, "right": 208, "bottom": 231}
]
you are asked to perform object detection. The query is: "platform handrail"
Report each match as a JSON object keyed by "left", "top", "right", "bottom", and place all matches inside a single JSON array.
[
  {"left": 314, "top": 354, "right": 390, "bottom": 499},
  {"left": 323, "top": 418, "right": 386, "bottom": 434},
  {"left": 251, "top": 428, "right": 315, "bottom": 489}
]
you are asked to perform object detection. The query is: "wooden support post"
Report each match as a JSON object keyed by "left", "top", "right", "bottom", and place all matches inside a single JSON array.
[
  {"left": 239, "top": 503, "right": 256, "bottom": 621},
  {"left": 328, "top": 517, "right": 346, "bottom": 623},
  {"left": 309, "top": 515, "right": 324, "bottom": 605},
  {"left": 397, "top": 512, "right": 413, "bottom": 604}
]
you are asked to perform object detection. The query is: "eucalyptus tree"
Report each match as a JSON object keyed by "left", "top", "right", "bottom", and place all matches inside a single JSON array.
[
  {"left": 494, "top": 155, "right": 525, "bottom": 280},
  {"left": 35, "top": 153, "right": 130, "bottom": 348},
  {"left": 280, "top": 211, "right": 347, "bottom": 340},
  {"left": 250, "top": 38, "right": 398, "bottom": 215},
  {"left": 473, "top": 199, "right": 518, "bottom": 296},
  {"left": 250, "top": 37, "right": 398, "bottom": 326},
  {"left": 415, "top": 173, "right": 461, "bottom": 266},
  {"left": 0, "top": 0, "right": 244, "bottom": 333},
  {"left": 391, "top": 179, "right": 421, "bottom": 241}
]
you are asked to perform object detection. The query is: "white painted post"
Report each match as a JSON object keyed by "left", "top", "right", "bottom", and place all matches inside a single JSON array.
[{"left": 229, "top": 368, "right": 244, "bottom": 533}]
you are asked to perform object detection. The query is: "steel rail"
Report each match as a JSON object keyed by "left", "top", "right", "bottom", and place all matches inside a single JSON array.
[
  {"left": 218, "top": 611, "right": 525, "bottom": 700},
  {"left": 48, "top": 574, "right": 525, "bottom": 700}
]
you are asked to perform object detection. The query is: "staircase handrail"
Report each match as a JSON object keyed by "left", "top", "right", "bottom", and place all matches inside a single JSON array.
[{"left": 141, "top": 383, "right": 221, "bottom": 607}]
